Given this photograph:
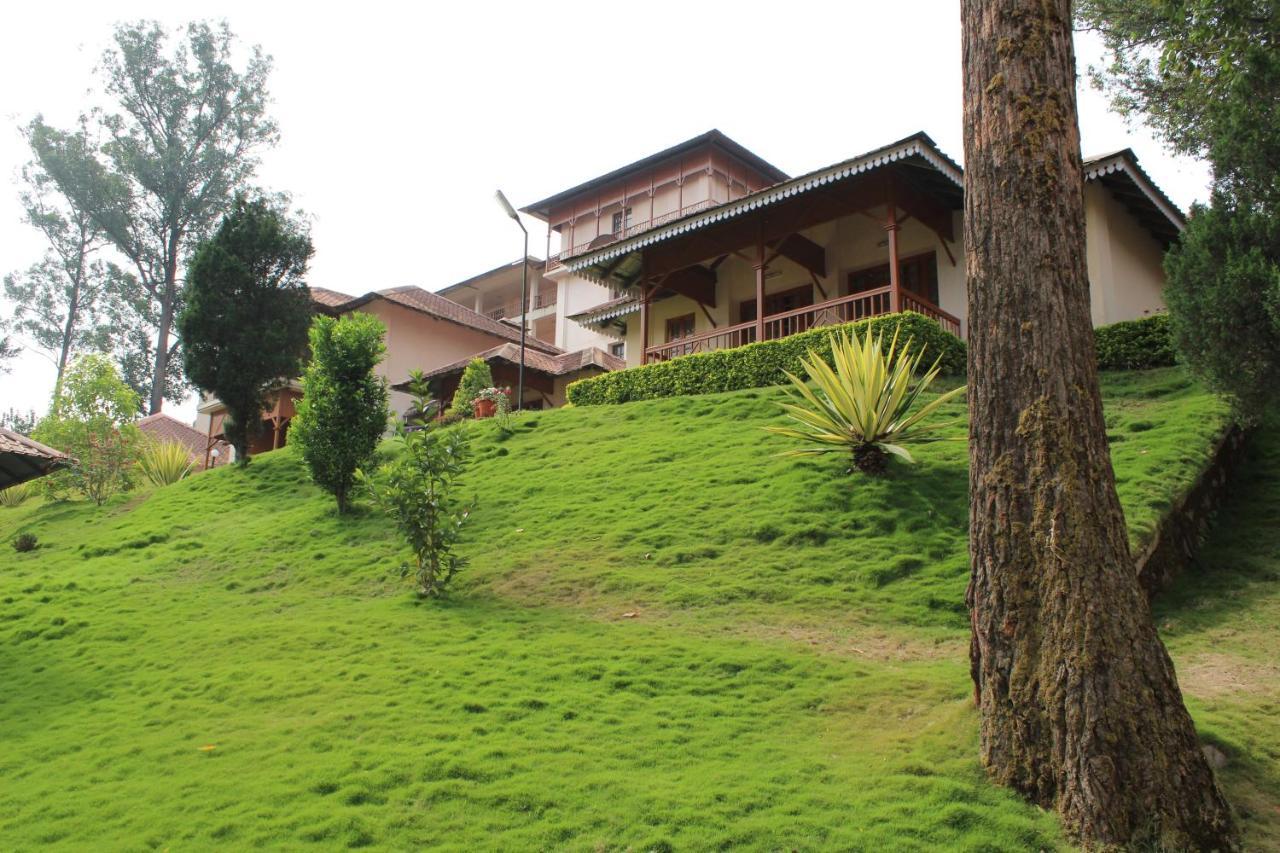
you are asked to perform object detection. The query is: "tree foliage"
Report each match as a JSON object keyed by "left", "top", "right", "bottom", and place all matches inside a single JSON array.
[
  {"left": 178, "top": 196, "right": 313, "bottom": 466},
  {"left": 3, "top": 121, "right": 119, "bottom": 392},
  {"left": 361, "top": 373, "right": 471, "bottom": 598},
  {"left": 290, "top": 313, "right": 390, "bottom": 513},
  {"left": 450, "top": 358, "right": 494, "bottom": 417},
  {"left": 1165, "top": 202, "right": 1280, "bottom": 415},
  {"left": 1078, "top": 0, "right": 1280, "bottom": 206},
  {"left": 27, "top": 20, "right": 279, "bottom": 413},
  {"left": 33, "top": 354, "right": 142, "bottom": 505},
  {"left": 1080, "top": 1, "right": 1280, "bottom": 414}
]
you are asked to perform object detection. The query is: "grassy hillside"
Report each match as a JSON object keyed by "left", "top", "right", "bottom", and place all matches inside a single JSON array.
[{"left": 1, "top": 367, "right": 1270, "bottom": 850}]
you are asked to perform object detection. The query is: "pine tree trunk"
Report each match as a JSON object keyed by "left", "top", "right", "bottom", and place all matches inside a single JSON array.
[{"left": 961, "top": 1, "right": 1237, "bottom": 848}]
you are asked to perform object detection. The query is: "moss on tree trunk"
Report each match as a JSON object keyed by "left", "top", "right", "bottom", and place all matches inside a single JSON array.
[{"left": 960, "top": 1, "right": 1237, "bottom": 847}]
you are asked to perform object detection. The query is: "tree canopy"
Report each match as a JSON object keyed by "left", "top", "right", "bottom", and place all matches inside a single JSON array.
[
  {"left": 178, "top": 196, "right": 314, "bottom": 465},
  {"left": 26, "top": 20, "right": 279, "bottom": 413}
]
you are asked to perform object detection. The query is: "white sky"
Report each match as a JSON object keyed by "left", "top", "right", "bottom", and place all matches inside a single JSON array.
[{"left": 0, "top": 1, "right": 1210, "bottom": 424}]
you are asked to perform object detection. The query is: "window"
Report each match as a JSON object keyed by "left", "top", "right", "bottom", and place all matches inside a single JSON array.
[
  {"left": 609, "top": 341, "right": 625, "bottom": 358},
  {"left": 665, "top": 313, "right": 696, "bottom": 342},
  {"left": 611, "top": 207, "right": 632, "bottom": 235},
  {"left": 847, "top": 252, "right": 939, "bottom": 304}
]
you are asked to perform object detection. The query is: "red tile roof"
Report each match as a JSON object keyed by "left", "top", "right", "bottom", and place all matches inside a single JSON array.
[
  {"left": 347, "top": 286, "right": 563, "bottom": 354},
  {"left": 309, "top": 286, "right": 357, "bottom": 311},
  {"left": 392, "top": 344, "right": 623, "bottom": 389},
  {"left": 136, "top": 413, "right": 211, "bottom": 462}
]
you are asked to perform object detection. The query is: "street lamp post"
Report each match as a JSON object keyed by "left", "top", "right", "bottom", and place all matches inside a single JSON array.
[{"left": 494, "top": 189, "right": 528, "bottom": 412}]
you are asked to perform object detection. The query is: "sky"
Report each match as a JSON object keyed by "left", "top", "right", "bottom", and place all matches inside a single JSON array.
[{"left": 0, "top": 1, "right": 1210, "bottom": 424}]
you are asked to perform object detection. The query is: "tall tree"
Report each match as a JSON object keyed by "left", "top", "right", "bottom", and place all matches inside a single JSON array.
[
  {"left": 28, "top": 20, "right": 278, "bottom": 413},
  {"left": 3, "top": 127, "right": 117, "bottom": 393},
  {"left": 178, "top": 196, "right": 313, "bottom": 465},
  {"left": 960, "top": 1, "right": 1236, "bottom": 848}
]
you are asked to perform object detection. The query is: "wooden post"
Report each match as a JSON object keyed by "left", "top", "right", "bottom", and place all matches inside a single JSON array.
[
  {"left": 754, "top": 225, "right": 766, "bottom": 342},
  {"left": 886, "top": 189, "right": 902, "bottom": 313},
  {"left": 639, "top": 283, "right": 651, "bottom": 365}
]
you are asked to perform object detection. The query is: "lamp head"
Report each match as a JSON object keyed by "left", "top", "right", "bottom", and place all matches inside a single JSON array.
[{"left": 494, "top": 189, "right": 520, "bottom": 222}]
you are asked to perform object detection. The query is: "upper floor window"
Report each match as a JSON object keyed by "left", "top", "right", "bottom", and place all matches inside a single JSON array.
[
  {"left": 611, "top": 207, "right": 633, "bottom": 235},
  {"left": 609, "top": 341, "right": 625, "bottom": 358}
]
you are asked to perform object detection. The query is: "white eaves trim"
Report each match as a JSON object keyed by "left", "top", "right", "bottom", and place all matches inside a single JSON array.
[
  {"left": 1083, "top": 154, "right": 1186, "bottom": 232},
  {"left": 567, "top": 136, "right": 963, "bottom": 272}
]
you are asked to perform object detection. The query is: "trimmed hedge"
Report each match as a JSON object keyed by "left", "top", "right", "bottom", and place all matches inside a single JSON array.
[
  {"left": 1093, "top": 314, "right": 1176, "bottom": 371},
  {"left": 566, "top": 311, "right": 966, "bottom": 406}
]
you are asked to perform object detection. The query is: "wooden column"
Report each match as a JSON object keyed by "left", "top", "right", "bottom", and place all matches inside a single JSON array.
[
  {"left": 754, "top": 225, "right": 766, "bottom": 342},
  {"left": 886, "top": 198, "right": 902, "bottom": 313},
  {"left": 639, "top": 283, "right": 651, "bottom": 365}
]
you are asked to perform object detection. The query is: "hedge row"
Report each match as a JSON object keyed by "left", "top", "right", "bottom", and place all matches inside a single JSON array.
[
  {"left": 566, "top": 312, "right": 966, "bottom": 406},
  {"left": 1093, "top": 313, "right": 1176, "bottom": 370}
]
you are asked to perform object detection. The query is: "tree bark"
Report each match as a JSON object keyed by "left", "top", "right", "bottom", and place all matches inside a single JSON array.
[{"left": 961, "top": 1, "right": 1237, "bottom": 848}]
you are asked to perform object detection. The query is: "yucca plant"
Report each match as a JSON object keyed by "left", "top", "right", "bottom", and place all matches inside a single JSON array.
[
  {"left": 0, "top": 482, "right": 33, "bottom": 508},
  {"left": 137, "top": 441, "right": 196, "bottom": 486},
  {"left": 764, "top": 327, "right": 965, "bottom": 474}
]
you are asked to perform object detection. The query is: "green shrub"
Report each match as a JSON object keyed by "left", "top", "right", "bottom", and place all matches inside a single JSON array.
[
  {"left": 360, "top": 373, "right": 471, "bottom": 598},
  {"left": 12, "top": 532, "right": 38, "bottom": 552},
  {"left": 137, "top": 441, "right": 196, "bottom": 487},
  {"left": 567, "top": 312, "right": 965, "bottom": 406},
  {"left": 0, "top": 482, "right": 34, "bottom": 508},
  {"left": 290, "top": 313, "right": 390, "bottom": 514},
  {"left": 450, "top": 358, "right": 494, "bottom": 417},
  {"left": 1093, "top": 314, "right": 1176, "bottom": 370}
]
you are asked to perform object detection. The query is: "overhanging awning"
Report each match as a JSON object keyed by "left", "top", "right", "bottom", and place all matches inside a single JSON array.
[{"left": 0, "top": 428, "right": 72, "bottom": 489}]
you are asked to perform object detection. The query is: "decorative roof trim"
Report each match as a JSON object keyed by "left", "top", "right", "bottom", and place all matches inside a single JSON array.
[
  {"left": 566, "top": 133, "right": 961, "bottom": 273},
  {"left": 1082, "top": 150, "right": 1186, "bottom": 232}
]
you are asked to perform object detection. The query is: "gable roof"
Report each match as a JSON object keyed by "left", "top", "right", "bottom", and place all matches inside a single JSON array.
[
  {"left": 137, "top": 413, "right": 210, "bottom": 460},
  {"left": 1083, "top": 149, "right": 1186, "bottom": 247},
  {"left": 344, "top": 286, "right": 563, "bottom": 355},
  {"left": 0, "top": 428, "right": 71, "bottom": 489},
  {"left": 393, "top": 344, "right": 624, "bottom": 389},
  {"left": 566, "top": 131, "right": 1185, "bottom": 286},
  {"left": 521, "top": 129, "right": 791, "bottom": 220},
  {"left": 567, "top": 131, "right": 963, "bottom": 285}
]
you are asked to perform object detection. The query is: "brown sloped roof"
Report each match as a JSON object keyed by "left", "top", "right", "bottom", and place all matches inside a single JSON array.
[
  {"left": 0, "top": 428, "right": 72, "bottom": 489},
  {"left": 136, "top": 413, "right": 209, "bottom": 461},
  {"left": 309, "top": 286, "right": 357, "bottom": 313},
  {"left": 391, "top": 344, "right": 624, "bottom": 390},
  {"left": 345, "top": 287, "right": 563, "bottom": 355}
]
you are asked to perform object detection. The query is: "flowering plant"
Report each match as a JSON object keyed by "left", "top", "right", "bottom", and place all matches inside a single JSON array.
[{"left": 473, "top": 386, "right": 512, "bottom": 405}]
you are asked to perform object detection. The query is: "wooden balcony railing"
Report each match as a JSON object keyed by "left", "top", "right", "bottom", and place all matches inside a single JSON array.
[
  {"left": 546, "top": 199, "right": 723, "bottom": 272},
  {"left": 643, "top": 286, "right": 962, "bottom": 363},
  {"left": 900, "top": 290, "right": 962, "bottom": 337}
]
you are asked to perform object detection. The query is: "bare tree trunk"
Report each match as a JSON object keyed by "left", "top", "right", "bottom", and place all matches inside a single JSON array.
[
  {"left": 961, "top": 1, "right": 1237, "bottom": 848},
  {"left": 150, "top": 241, "right": 180, "bottom": 415}
]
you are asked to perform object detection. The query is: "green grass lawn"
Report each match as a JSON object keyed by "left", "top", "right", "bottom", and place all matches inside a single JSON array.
[{"left": 0, "top": 367, "right": 1271, "bottom": 850}]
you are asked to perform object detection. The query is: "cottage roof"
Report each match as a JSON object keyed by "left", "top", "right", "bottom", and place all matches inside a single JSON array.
[
  {"left": 0, "top": 428, "right": 71, "bottom": 489},
  {"left": 392, "top": 344, "right": 623, "bottom": 390}
]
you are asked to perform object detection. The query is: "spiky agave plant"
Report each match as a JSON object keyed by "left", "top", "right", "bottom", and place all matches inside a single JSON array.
[
  {"left": 0, "top": 482, "right": 33, "bottom": 507},
  {"left": 137, "top": 441, "right": 195, "bottom": 486},
  {"left": 764, "top": 326, "right": 965, "bottom": 474}
]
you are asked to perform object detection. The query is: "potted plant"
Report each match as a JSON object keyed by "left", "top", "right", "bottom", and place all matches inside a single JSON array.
[{"left": 472, "top": 386, "right": 512, "bottom": 419}]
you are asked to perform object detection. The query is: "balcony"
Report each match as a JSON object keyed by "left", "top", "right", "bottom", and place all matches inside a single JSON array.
[
  {"left": 546, "top": 199, "right": 722, "bottom": 272},
  {"left": 643, "top": 286, "right": 961, "bottom": 363},
  {"left": 483, "top": 292, "right": 558, "bottom": 321}
]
